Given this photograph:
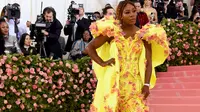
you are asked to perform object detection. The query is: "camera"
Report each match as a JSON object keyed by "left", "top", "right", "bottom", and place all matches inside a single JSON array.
[
  {"left": 67, "top": 1, "right": 80, "bottom": 23},
  {"left": 30, "top": 14, "right": 51, "bottom": 42},
  {"left": 6, "top": 3, "right": 20, "bottom": 19}
]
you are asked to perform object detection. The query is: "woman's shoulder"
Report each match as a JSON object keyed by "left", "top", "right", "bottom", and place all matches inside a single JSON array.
[{"left": 90, "top": 16, "right": 121, "bottom": 38}]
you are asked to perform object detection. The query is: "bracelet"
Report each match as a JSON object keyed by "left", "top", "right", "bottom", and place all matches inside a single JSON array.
[{"left": 144, "top": 83, "right": 150, "bottom": 87}]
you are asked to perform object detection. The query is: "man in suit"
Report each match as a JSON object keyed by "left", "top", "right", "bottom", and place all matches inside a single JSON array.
[
  {"left": 64, "top": 7, "right": 91, "bottom": 52},
  {"left": 41, "top": 7, "right": 63, "bottom": 59}
]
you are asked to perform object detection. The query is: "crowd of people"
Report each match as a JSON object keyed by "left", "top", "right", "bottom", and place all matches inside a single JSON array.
[
  {"left": 0, "top": 0, "right": 199, "bottom": 111},
  {"left": 0, "top": 0, "right": 199, "bottom": 60}
]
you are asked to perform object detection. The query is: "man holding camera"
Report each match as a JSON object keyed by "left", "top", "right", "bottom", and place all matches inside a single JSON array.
[
  {"left": 41, "top": 7, "right": 63, "bottom": 59},
  {"left": 64, "top": 7, "right": 91, "bottom": 52}
]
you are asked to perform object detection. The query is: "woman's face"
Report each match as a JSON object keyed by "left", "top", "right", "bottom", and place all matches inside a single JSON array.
[
  {"left": 0, "top": 22, "right": 9, "bottom": 36},
  {"left": 144, "top": 0, "right": 152, "bottom": 6},
  {"left": 121, "top": 4, "right": 137, "bottom": 25},
  {"left": 83, "top": 30, "right": 91, "bottom": 42},
  {"left": 105, "top": 8, "right": 115, "bottom": 17},
  {"left": 24, "top": 35, "right": 31, "bottom": 46}
]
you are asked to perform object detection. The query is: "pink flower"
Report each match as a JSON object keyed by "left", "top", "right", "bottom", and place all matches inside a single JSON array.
[
  {"left": 190, "top": 28, "right": 193, "bottom": 34},
  {"left": 15, "top": 92, "right": 21, "bottom": 96},
  {"left": 0, "top": 83, "right": 4, "bottom": 89},
  {"left": 59, "top": 70, "right": 63, "bottom": 74},
  {"left": 32, "top": 85, "right": 38, "bottom": 90},
  {"left": 86, "top": 90, "right": 89, "bottom": 94},
  {"left": 87, "top": 83, "right": 92, "bottom": 89},
  {"left": 4, "top": 100, "right": 8, "bottom": 104},
  {"left": 32, "top": 96, "right": 37, "bottom": 100},
  {"left": 73, "top": 64, "right": 78, "bottom": 69},
  {"left": 47, "top": 98, "right": 53, "bottom": 103},
  {"left": 6, "top": 68, "right": 12, "bottom": 76},
  {"left": 20, "top": 104, "right": 25, "bottom": 110},
  {"left": 24, "top": 68, "right": 29, "bottom": 73},
  {"left": 81, "top": 104, "right": 85, "bottom": 108},
  {"left": 72, "top": 68, "right": 80, "bottom": 73},
  {"left": 43, "top": 67, "right": 47, "bottom": 71},
  {"left": 19, "top": 74, "right": 24, "bottom": 78},
  {"left": 181, "top": 60, "right": 183, "bottom": 64},
  {"left": 50, "top": 62, "right": 56, "bottom": 67},
  {"left": 12, "top": 56, "right": 18, "bottom": 61},
  {"left": 177, "top": 51, "right": 182, "bottom": 57},
  {"left": 15, "top": 99, "right": 21, "bottom": 105},
  {"left": 54, "top": 71, "right": 59, "bottom": 75},
  {"left": 193, "top": 36, "right": 197, "bottom": 39},
  {"left": 25, "top": 89, "right": 30, "bottom": 93},
  {"left": 183, "top": 44, "right": 190, "bottom": 50},
  {"left": 57, "top": 100, "right": 61, "bottom": 105},
  {"left": 65, "top": 63, "right": 71, "bottom": 68},
  {"left": 79, "top": 73, "right": 83, "bottom": 77},
  {"left": 36, "top": 68, "right": 41, "bottom": 72},
  {"left": 43, "top": 94, "right": 48, "bottom": 98},
  {"left": 55, "top": 95, "right": 59, "bottom": 98},
  {"left": 0, "top": 59, "right": 5, "bottom": 64},
  {"left": 38, "top": 63, "right": 42, "bottom": 67},
  {"left": 189, "top": 62, "right": 192, "bottom": 65},
  {"left": 58, "top": 80, "right": 63, "bottom": 86},
  {"left": 194, "top": 51, "right": 198, "bottom": 56},
  {"left": 48, "top": 79, "right": 53, "bottom": 84},
  {"left": 12, "top": 76, "right": 18, "bottom": 81},
  {"left": 73, "top": 85, "right": 78, "bottom": 89},
  {"left": 5, "top": 64, "right": 11, "bottom": 68},
  {"left": 1, "top": 75, "right": 8, "bottom": 80},
  {"left": 6, "top": 105, "right": 12, "bottom": 109},
  {"left": 25, "top": 60, "right": 31, "bottom": 65},
  {"left": 177, "top": 24, "right": 183, "bottom": 28},
  {"left": 61, "top": 92, "right": 65, "bottom": 96},
  {"left": 52, "top": 85, "right": 56, "bottom": 90},
  {"left": 38, "top": 88, "right": 42, "bottom": 92},
  {"left": 25, "top": 94, "right": 31, "bottom": 98},
  {"left": 33, "top": 103, "right": 38, "bottom": 108},
  {"left": 81, "top": 92, "right": 84, "bottom": 96},
  {"left": 65, "top": 90, "right": 70, "bottom": 94},
  {"left": 30, "top": 68, "right": 35, "bottom": 74},
  {"left": 79, "top": 80, "right": 83, "bottom": 84},
  {"left": 59, "top": 61, "right": 63, "bottom": 66},
  {"left": 0, "top": 91, "right": 5, "bottom": 96},
  {"left": 47, "top": 69, "right": 51, "bottom": 73},
  {"left": 81, "top": 109, "right": 85, "bottom": 112}
]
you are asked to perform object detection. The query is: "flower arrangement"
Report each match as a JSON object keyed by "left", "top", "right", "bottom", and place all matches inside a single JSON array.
[
  {"left": 156, "top": 18, "right": 200, "bottom": 72},
  {"left": 0, "top": 54, "right": 96, "bottom": 112}
]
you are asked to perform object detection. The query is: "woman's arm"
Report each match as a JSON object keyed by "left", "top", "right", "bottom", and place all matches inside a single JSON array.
[
  {"left": 142, "top": 40, "right": 152, "bottom": 100},
  {"left": 153, "top": 9, "right": 158, "bottom": 23},
  {"left": 143, "top": 40, "right": 152, "bottom": 84},
  {"left": 84, "top": 35, "right": 114, "bottom": 67}
]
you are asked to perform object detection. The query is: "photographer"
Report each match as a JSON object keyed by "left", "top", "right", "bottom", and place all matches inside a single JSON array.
[
  {"left": 0, "top": 3, "right": 27, "bottom": 40},
  {"left": 166, "top": 0, "right": 188, "bottom": 20},
  {"left": 64, "top": 5, "right": 91, "bottom": 52},
  {"left": 189, "top": 6, "right": 200, "bottom": 24},
  {"left": 40, "top": 7, "right": 63, "bottom": 59}
]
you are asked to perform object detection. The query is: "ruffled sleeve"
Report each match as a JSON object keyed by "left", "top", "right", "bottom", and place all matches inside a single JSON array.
[
  {"left": 138, "top": 24, "right": 170, "bottom": 89},
  {"left": 90, "top": 16, "right": 121, "bottom": 38}
]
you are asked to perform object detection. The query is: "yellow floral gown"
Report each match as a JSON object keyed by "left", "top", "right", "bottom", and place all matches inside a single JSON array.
[{"left": 89, "top": 17, "right": 169, "bottom": 112}]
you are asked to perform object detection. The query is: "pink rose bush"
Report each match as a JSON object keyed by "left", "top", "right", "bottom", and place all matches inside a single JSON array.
[
  {"left": 157, "top": 19, "right": 200, "bottom": 71},
  {"left": 0, "top": 54, "right": 97, "bottom": 111}
]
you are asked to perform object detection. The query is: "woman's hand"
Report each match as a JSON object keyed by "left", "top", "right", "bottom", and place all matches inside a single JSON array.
[
  {"left": 142, "top": 85, "right": 150, "bottom": 100},
  {"left": 100, "top": 58, "right": 115, "bottom": 67}
]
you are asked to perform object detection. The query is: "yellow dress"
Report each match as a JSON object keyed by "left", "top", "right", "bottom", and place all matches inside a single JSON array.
[{"left": 89, "top": 17, "right": 169, "bottom": 112}]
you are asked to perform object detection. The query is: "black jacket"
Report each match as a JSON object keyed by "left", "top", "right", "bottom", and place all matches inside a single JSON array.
[
  {"left": 45, "top": 18, "right": 63, "bottom": 59},
  {"left": 64, "top": 18, "right": 91, "bottom": 52},
  {"left": 0, "top": 35, "right": 5, "bottom": 55}
]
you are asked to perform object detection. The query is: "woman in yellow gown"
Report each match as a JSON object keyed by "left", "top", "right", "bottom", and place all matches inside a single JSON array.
[{"left": 85, "top": 0, "right": 169, "bottom": 112}]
